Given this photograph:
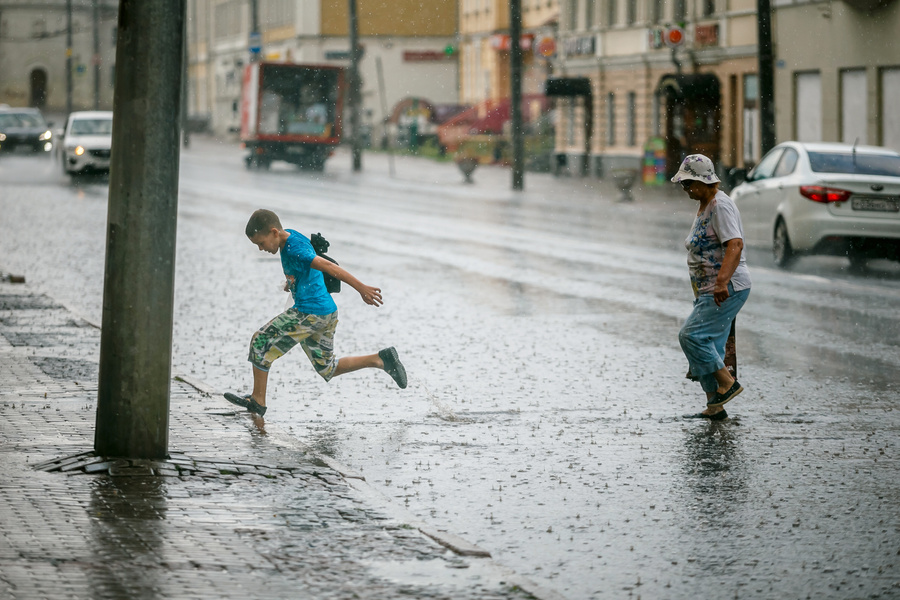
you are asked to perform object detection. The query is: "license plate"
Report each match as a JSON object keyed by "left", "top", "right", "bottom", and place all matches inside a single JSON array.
[{"left": 851, "top": 196, "right": 900, "bottom": 212}]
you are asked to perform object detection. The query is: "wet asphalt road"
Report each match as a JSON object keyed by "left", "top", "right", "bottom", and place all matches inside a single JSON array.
[{"left": 2, "top": 142, "right": 899, "bottom": 599}]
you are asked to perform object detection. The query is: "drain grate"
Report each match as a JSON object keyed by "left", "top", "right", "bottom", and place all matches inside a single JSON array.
[
  {"left": 30, "top": 357, "right": 98, "bottom": 381},
  {"left": 33, "top": 450, "right": 323, "bottom": 480},
  {"left": 0, "top": 294, "right": 63, "bottom": 311}
]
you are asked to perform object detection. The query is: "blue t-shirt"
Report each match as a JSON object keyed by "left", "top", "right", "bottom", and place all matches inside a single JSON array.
[{"left": 281, "top": 229, "right": 337, "bottom": 315}]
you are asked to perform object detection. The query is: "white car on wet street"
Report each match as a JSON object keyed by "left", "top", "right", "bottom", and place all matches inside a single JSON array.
[
  {"left": 731, "top": 142, "right": 900, "bottom": 268},
  {"left": 61, "top": 111, "right": 113, "bottom": 177}
]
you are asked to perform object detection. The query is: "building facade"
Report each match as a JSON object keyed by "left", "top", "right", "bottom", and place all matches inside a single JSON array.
[
  {"left": 458, "top": 0, "right": 559, "bottom": 105},
  {"left": 187, "top": 0, "right": 460, "bottom": 138},
  {"left": 552, "top": 0, "right": 761, "bottom": 179},
  {"left": 0, "top": 0, "right": 118, "bottom": 121},
  {"left": 773, "top": 0, "right": 900, "bottom": 154}
]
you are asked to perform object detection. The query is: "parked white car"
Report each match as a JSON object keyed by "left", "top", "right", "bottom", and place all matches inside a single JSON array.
[
  {"left": 62, "top": 111, "right": 113, "bottom": 176},
  {"left": 731, "top": 142, "right": 900, "bottom": 269}
]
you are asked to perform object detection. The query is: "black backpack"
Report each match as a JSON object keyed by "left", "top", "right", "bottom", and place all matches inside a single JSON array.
[{"left": 310, "top": 233, "right": 341, "bottom": 294}]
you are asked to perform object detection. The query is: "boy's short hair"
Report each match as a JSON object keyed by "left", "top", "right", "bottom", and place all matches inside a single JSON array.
[{"left": 246, "top": 209, "right": 282, "bottom": 238}]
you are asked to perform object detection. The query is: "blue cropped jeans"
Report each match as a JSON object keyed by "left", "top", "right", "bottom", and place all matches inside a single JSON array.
[{"left": 678, "top": 284, "right": 750, "bottom": 394}]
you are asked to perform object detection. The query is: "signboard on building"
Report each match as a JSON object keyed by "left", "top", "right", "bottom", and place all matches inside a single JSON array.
[
  {"left": 664, "top": 26, "right": 685, "bottom": 49},
  {"left": 562, "top": 35, "right": 598, "bottom": 58},
  {"left": 695, "top": 24, "right": 719, "bottom": 47},
  {"left": 403, "top": 50, "right": 454, "bottom": 62},
  {"left": 490, "top": 34, "right": 535, "bottom": 51},
  {"left": 533, "top": 34, "right": 556, "bottom": 59}
]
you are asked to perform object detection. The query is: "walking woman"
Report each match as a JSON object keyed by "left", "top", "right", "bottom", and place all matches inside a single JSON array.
[{"left": 673, "top": 155, "right": 751, "bottom": 420}]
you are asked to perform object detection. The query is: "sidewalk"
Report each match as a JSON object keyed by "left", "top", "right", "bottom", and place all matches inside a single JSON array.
[{"left": 0, "top": 275, "right": 562, "bottom": 600}]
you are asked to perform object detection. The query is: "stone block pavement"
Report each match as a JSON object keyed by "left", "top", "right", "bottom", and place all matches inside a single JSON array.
[{"left": 0, "top": 277, "right": 563, "bottom": 600}]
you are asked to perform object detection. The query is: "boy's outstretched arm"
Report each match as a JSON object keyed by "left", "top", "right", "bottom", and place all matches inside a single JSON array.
[{"left": 311, "top": 256, "right": 383, "bottom": 306}]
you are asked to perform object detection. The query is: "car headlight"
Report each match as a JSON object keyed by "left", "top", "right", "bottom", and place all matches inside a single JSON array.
[
  {"left": 0, "top": 133, "right": 6, "bottom": 141},
  {"left": 74, "top": 146, "right": 85, "bottom": 156},
  {"left": 39, "top": 130, "right": 52, "bottom": 141}
]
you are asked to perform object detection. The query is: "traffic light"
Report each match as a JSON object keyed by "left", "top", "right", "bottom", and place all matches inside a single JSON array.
[{"left": 444, "top": 44, "right": 457, "bottom": 56}]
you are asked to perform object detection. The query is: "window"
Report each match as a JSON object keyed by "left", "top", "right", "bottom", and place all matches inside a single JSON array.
[
  {"left": 808, "top": 151, "right": 900, "bottom": 177},
  {"left": 674, "top": 0, "right": 686, "bottom": 22},
  {"left": 586, "top": 0, "right": 595, "bottom": 27},
  {"left": 743, "top": 74, "right": 760, "bottom": 164},
  {"left": 626, "top": 0, "right": 637, "bottom": 25},
  {"left": 882, "top": 68, "right": 900, "bottom": 152},
  {"left": 651, "top": 92, "right": 661, "bottom": 136},
  {"left": 703, "top": 0, "right": 716, "bottom": 17},
  {"left": 567, "top": 98, "right": 576, "bottom": 146},
  {"left": 262, "top": 0, "right": 295, "bottom": 29},
  {"left": 651, "top": 0, "right": 663, "bottom": 24},
  {"left": 606, "top": 92, "right": 616, "bottom": 145},
  {"left": 841, "top": 69, "right": 867, "bottom": 145},
  {"left": 626, "top": 92, "right": 636, "bottom": 146},
  {"left": 214, "top": 1, "right": 243, "bottom": 40},
  {"left": 773, "top": 148, "right": 798, "bottom": 178},
  {"left": 795, "top": 72, "right": 822, "bottom": 142},
  {"left": 749, "top": 148, "right": 784, "bottom": 181},
  {"left": 607, "top": 0, "right": 617, "bottom": 27},
  {"left": 568, "top": 0, "right": 578, "bottom": 30}
]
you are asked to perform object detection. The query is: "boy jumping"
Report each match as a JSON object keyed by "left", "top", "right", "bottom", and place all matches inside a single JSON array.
[{"left": 225, "top": 209, "right": 407, "bottom": 416}]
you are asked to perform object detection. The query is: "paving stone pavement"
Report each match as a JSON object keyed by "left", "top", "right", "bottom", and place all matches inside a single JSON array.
[{"left": 0, "top": 278, "right": 559, "bottom": 600}]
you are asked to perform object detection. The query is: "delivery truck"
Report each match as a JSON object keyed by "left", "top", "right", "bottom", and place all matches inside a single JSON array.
[{"left": 240, "top": 62, "right": 345, "bottom": 171}]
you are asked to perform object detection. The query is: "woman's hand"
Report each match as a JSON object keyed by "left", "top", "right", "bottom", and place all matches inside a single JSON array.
[{"left": 713, "top": 281, "right": 730, "bottom": 306}]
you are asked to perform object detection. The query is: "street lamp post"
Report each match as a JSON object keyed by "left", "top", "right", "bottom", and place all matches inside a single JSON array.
[
  {"left": 510, "top": 0, "right": 524, "bottom": 191},
  {"left": 758, "top": 0, "right": 776, "bottom": 154},
  {"left": 95, "top": 0, "right": 186, "bottom": 460},
  {"left": 348, "top": 0, "right": 362, "bottom": 172}
]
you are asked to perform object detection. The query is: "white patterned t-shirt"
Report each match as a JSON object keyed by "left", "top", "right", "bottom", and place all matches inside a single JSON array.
[{"left": 685, "top": 191, "right": 751, "bottom": 297}]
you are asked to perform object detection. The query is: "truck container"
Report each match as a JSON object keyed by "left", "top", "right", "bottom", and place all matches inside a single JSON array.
[{"left": 240, "top": 62, "right": 345, "bottom": 171}]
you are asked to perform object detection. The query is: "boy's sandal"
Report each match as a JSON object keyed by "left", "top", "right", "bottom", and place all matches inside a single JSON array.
[
  {"left": 683, "top": 410, "right": 728, "bottom": 421},
  {"left": 379, "top": 347, "right": 407, "bottom": 389},
  {"left": 224, "top": 392, "right": 251, "bottom": 410},
  {"left": 224, "top": 392, "right": 267, "bottom": 416},
  {"left": 246, "top": 397, "right": 267, "bottom": 416},
  {"left": 707, "top": 380, "right": 743, "bottom": 407}
]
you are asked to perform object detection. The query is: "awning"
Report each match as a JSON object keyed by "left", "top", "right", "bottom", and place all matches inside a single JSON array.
[
  {"left": 545, "top": 77, "right": 592, "bottom": 97},
  {"left": 656, "top": 73, "right": 720, "bottom": 101}
]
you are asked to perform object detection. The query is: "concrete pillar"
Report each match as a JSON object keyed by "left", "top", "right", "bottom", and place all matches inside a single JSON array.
[{"left": 95, "top": 0, "right": 186, "bottom": 459}]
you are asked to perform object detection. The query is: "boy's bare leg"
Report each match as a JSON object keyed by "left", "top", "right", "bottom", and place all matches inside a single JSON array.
[
  {"left": 251, "top": 366, "right": 269, "bottom": 406},
  {"left": 332, "top": 353, "right": 382, "bottom": 378}
]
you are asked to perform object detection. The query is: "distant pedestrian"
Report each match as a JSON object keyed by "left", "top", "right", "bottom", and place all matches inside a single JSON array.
[
  {"left": 225, "top": 209, "right": 407, "bottom": 416},
  {"left": 672, "top": 155, "right": 751, "bottom": 420}
]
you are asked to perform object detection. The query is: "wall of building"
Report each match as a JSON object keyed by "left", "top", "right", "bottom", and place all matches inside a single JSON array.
[
  {"left": 0, "top": 1, "right": 118, "bottom": 120},
  {"left": 552, "top": 0, "right": 762, "bottom": 177},
  {"left": 320, "top": 0, "right": 457, "bottom": 37},
  {"left": 188, "top": 0, "right": 460, "bottom": 138},
  {"left": 773, "top": 0, "right": 900, "bottom": 151},
  {"left": 459, "top": 0, "right": 558, "bottom": 105}
]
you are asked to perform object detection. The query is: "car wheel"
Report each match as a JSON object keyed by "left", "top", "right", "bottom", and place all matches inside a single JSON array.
[{"left": 773, "top": 219, "right": 796, "bottom": 268}]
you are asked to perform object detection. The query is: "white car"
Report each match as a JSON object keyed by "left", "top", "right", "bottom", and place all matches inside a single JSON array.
[
  {"left": 62, "top": 111, "right": 113, "bottom": 176},
  {"left": 731, "top": 142, "right": 900, "bottom": 269}
]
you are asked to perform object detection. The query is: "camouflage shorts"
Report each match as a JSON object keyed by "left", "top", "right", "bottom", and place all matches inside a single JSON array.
[{"left": 248, "top": 309, "right": 339, "bottom": 380}]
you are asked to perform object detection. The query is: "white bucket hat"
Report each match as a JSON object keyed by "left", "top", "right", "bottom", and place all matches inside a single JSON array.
[{"left": 671, "top": 154, "right": 720, "bottom": 184}]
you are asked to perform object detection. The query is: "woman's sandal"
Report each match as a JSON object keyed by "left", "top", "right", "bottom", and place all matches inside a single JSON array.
[
  {"left": 683, "top": 410, "right": 728, "bottom": 421},
  {"left": 708, "top": 380, "right": 743, "bottom": 407}
]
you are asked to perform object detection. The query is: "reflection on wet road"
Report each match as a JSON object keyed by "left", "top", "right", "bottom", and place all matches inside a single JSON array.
[{"left": 2, "top": 143, "right": 899, "bottom": 599}]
